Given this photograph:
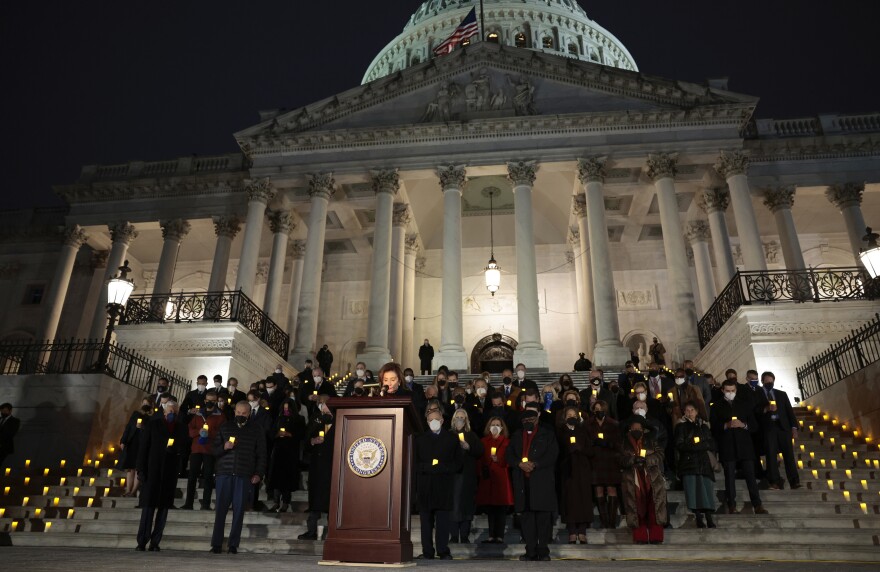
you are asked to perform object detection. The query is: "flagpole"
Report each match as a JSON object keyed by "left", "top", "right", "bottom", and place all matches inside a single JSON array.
[{"left": 479, "top": 0, "right": 485, "bottom": 41}]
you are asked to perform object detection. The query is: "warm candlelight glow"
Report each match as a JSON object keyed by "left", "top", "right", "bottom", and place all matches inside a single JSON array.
[
  {"left": 832, "top": 419, "right": 838, "bottom": 426},
  {"left": 874, "top": 460, "right": 879, "bottom": 470},
  {"left": 656, "top": 393, "right": 662, "bottom": 400},
  {"left": 23, "top": 477, "right": 29, "bottom": 486},
  {"left": 53, "top": 497, "right": 59, "bottom": 506},
  {"left": 120, "top": 478, "right": 126, "bottom": 486},
  {"left": 103, "top": 487, "right": 110, "bottom": 497},
  {"left": 43, "top": 468, "right": 49, "bottom": 476},
  {"left": 166, "top": 438, "right": 174, "bottom": 447},
  {"left": 89, "top": 478, "right": 95, "bottom": 486},
  {"left": 667, "top": 392, "right": 673, "bottom": 400},
  {"left": 432, "top": 459, "right": 438, "bottom": 466},
  {"left": 59, "top": 478, "right": 65, "bottom": 486},
  {"left": 11, "top": 521, "right": 17, "bottom": 531},
  {"left": 842, "top": 444, "right": 847, "bottom": 453},
  {"left": 830, "top": 437, "right": 835, "bottom": 445},
  {"left": 34, "top": 508, "right": 42, "bottom": 517},
  {"left": 203, "top": 424, "right": 209, "bottom": 431},
  {"left": 861, "top": 480, "right": 868, "bottom": 490},
  {"left": 731, "top": 417, "right": 738, "bottom": 421},
  {"left": 842, "top": 425, "right": 847, "bottom": 431},
  {"left": 570, "top": 436, "right": 576, "bottom": 444},
  {"left": 107, "top": 469, "right": 113, "bottom": 477},
  {"left": 458, "top": 433, "right": 465, "bottom": 442},
  {"left": 136, "top": 419, "right": 142, "bottom": 427},
  {"left": 770, "top": 400, "right": 776, "bottom": 406},
  {"left": 819, "top": 431, "right": 824, "bottom": 438},
  {"left": 3, "top": 487, "right": 9, "bottom": 495},
  {"left": 98, "top": 453, "right": 104, "bottom": 460},
  {"left": 4, "top": 468, "right": 9, "bottom": 476},
  {"left": 42, "top": 486, "right": 49, "bottom": 495},
  {"left": 810, "top": 452, "right": 815, "bottom": 460},
  {"left": 800, "top": 444, "right": 805, "bottom": 452},
  {"left": 280, "top": 428, "right": 286, "bottom": 433},
  {"left": 25, "top": 460, "right": 31, "bottom": 468},
  {"left": 860, "top": 502, "right": 868, "bottom": 514},
  {"left": 831, "top": 460, "right": 838, "bottom": 469},
  {"left": 319, "top": 431, "right": 325, "bottom": 438},
  {"left": 22, "top": 496, "right": 29, "bottom": 506},
  {"left": 694, "top": 437, "right": 700, "bottom": 444},
  {"left": 827, "top": 479, "right": 834, "bottom": 490},
  {"left": 598, "top": 432, "right": 604, "bottom": 440},
  {"left": 797, "top": 460, "right": 803, "bottom": 469},
  {"left": 229, "top": 436, "right": 236, "bottom": 444},
  {"left": 77, "top": 469, "right": 82, "bottom": 477},
  {"left": 73, "top": 487, "right": 80, "bottom": 495},
  {"left": 67, "top": 509, "right": 74, "bottom": 519},
  {"left": 811, "top": 469, "right": 818, "bottom": 479},
  {"left": 522, "top": 457, "right": 529, "bottom": 463},
  {"left": 87, "top": 498, "right": 93, "bottom": 507},
  {"left": 94, "top": 461, "right": 100, "bottom": 469},
  {"left": 0, "top": 508, "right": 4, "bottom": 517},
  {"left": 809, "top": 426, "right": 814, "bottom": 432},
  {"left": 491, "top": 447, "right": 497, "bottom": 456},
  {"left": 639, "top": 449, "right": 647, "bottom": 458},
  {"left": 846, "top": 469, "right": 853, "bottom": 479},
  {"left": 843, "top": 490, "right": 850, "bottom": 501}
]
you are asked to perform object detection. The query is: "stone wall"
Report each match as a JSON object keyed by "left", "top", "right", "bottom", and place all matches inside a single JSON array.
[{"left": 802, "top": 361, "right": 880, "bottom": 442}]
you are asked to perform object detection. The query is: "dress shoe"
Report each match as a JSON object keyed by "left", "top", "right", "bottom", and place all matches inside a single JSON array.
[
  {"left": 181, "top": 503, "right": 194, "bottom": 510},
  {"left": 538, "top": 555, "right": 551, "bottom": 561},
  {"left": 790, "top": 483, "right": 803, "bottom": 490},
  {"left": 438, "top": 554, "right": 453, "bottom": 560},
  {"left": 706, "top": 513, "right": 717, "bottom": 528},
  {"left": 416, "top": 554, "right": 434, "bottom": 560},
  {"left": 727, "top": 504, "right": 739, "bottom": 514},
  {"left": 519, "top": 555, "right": 535, "bottom": 561},
  {"left": 695, "top": 512, "right": 706, "bottom": 528},
  {"left": 767, "top": 483, "right": 781, "bottom": 490},
  {"left": 297, "top": 532, "right": 318, "bottom": 540},
  {"left": 200, "top": 503, "right": 212, "bottom": 511},
  {"left": 148, "top": 545, "right": 160, "bottom": 552},
  {"left": 209, "top": 546, "right": 222, "bottom": 554},
  {"left": 228, "top": 547, "right": 238, "bottom": 554},
  {"left": 135, "top": 545, "right": 146, "bottom": 552},
  {"left": 754, "top": 505, "right": 769, "bottom": 515}
]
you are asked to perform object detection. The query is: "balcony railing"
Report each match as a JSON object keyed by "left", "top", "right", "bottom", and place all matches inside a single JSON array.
[
  {"left": 698, "top": 267, "right": 877, "bottom": 348},
  {"left": 120, "top": 289, "right": 290, "bottom": 359},
  {"left": 0, "top": 339, "right": 191, "bottom": 397},
  {"left": 797, "top": 313, "right": 880, "bottom": 400}
]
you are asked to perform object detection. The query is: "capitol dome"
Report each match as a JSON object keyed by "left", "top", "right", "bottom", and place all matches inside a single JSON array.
[{"left": 362, "top": 0, "right": 638, "bottom": 84}]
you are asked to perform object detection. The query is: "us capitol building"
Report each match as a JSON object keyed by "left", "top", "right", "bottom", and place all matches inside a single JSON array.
[{"left": 2, "top": 0, "right": 878, "bottom": 398}]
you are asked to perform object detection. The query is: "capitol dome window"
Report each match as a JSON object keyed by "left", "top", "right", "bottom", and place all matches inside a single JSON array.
[
  {"left": 487, "top": 32, "right": 499, "bottom": 43},
  {"left": 542, "top": 36, "right": 553, "bottom": 49},
  {"left": 515, "top": 32, "right": 527, "bottom": 48},
  {"left": 568, "top": 43, "right": 578, "bottom": 56}
]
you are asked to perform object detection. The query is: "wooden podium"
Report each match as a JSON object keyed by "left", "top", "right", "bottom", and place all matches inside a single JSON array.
[{"left": 321, "top": 396, "right": 422, "bottom": 565}]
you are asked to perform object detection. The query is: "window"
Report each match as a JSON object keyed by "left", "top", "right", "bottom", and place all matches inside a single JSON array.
[
  {"left": 515, "top": 32, "right": 527, "bottom": 48},
  {"left": 22, "top": 284, "right": 45, "bottom": 305},
  {"left": 542, "top": 36, "right": 553, "bottom": 49},
  {"left": 411, "top": 55, "right": 421, "bottom": 65},
  {"left": 568, "top": 43, "right": 578, "bottom": 56},
  {"left": 487, "top": 32, "right": 499, "bottom": 43}
]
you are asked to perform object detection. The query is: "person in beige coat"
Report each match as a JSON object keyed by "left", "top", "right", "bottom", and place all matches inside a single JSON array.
[{"left": 619, "top": 416, "right": 668, "bottom": 544}]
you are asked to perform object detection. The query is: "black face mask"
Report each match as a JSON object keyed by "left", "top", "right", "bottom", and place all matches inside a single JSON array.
[
  {"left": 502, "top": 377, "right": 512, "bottom": 385},
  {"left": 141, "top": 406, "right": 152, "bottom": 414},
  {"left": 630, "top": 430, "right": 644, "bottom": 440},
  {"left": 565, "top": 399, "right": 578, "bottom": 407},
  {"left": 561, "top": 380, "right": 572, "bottom": 388},
  {"left": 521, "top": 419, "right": 536, "bottom": 431},
  {"left": 205, "top": 402, "right": 216, "bottom": 411},
  {"left": 565, "top": 417, "right": 578, "bottom": 428},
  {"left": 685, "top": 369, "right": 694, "bottom": 377},
  {"left": 454, "top": 395, "right": 464, "bottom": 405},
  {"left": 235, "top": 415, "right": 247, "bottom": 426},
  {"left": 648, "top": 370, "right": 658, "bottom": 377},
  {"left": 594, "top": 411, "right": 606, "bottom": 420},
  {"left": 610, "top": 385, "right": 619, "bottom": 393},
  {"left": 437, "top": 380, "right": 446, "bottom": 388},
  {"left": 763, "top": 383, "right": 774, "bottom": 390},
  {"left": 353, "top": 387, "right": 365, "bottom": 396},
  {"left": 590, "top": 378, "right": 602, "bottom": 385},
  {"left": 157, "top": 386, "right": 167, "bottom": 393},
  {"left": 321, "top": 413, "right": 333, "bottom": 424}
]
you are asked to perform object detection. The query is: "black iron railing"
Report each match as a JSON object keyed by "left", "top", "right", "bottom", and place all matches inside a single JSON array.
[
  {"left": 698, "top": 267, "right": 876, "bottom": 348},
  {"left": 0, "top": 339, "right": 190, "bottom": 396},
  {"left": 121, "top": 289, "right": 289, "bottom": 358},
  {"left": 797, "top": 313, "right": 880, "bottom": 400}
]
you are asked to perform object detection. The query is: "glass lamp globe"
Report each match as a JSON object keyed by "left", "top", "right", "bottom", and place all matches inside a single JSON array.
[{"left": 485, "top": 257, "right": 501, "bottom": 296}]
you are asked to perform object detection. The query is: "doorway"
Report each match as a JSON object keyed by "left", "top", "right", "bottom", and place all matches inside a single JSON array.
[{"left": 470, "top": 333, "right": 518, "bottom": 374}]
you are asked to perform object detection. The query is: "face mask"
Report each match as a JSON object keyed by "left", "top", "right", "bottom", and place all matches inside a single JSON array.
[
  {"left": 630, "top": 429, "right": 644, "bottom": 440},
  {"left": 489, "top": 425, "right": 501, "bottom": 436},
  {"left": 428, "top": 419, "right": 442, "bottom": 432},
  {"left": 610, "top": 385, "right": 619, "bottom": 393},
  {"left": 724, "top": 391, "right": 736, "bottom": 401},
  {"left": 763, "top": 382, "right": 774, "bottom": 390},
  {"left": 266, "top": 387, "right": 275, "bottom": 395},
  {"left": 565, "top": 399, "right": 578, "bottom": 407},
  {"left": 157, "top": 386, "right": 167, "bottom": 393},
  {"left": 197, "top": 384, "right": 207, "bottom": 391},
  {"left": 748, "top": 379, "right": 759, "bottom": 388},
  {"left": 165, "top": 412, "right": 176, "bottom": 422},
  {"left": 314, "top": 376, "right": 323, "bottom": 384},
  {"left": 635, "top": 409, "right": 647, "bottom": 418},
  {"left": 405, "top": 375, "right": 413, "bottom": 383},
  {"left": 453, "top": 395, "right": 464, "bottom": 405},
  {"left": 453, "top": 418, "right": 465, "bottom": 430},
  {"left": 249, "top": 400, "right": 259, "bottom": 409},
  {"left": 476, "top": 387, "right": 487, "bottom": 397},
  {"left": 321, "top": 413, "right": 333, "bottom": 424},
  {"left": 591, "top": 378, "right": 601, "bottom": 386},
  {"left": 258, "top": 386, "right": 266, "bottom": 393},
  {"left": 141, "top": 406, "right": 152, "bottom": 414},
  {"left": 636, "top": 392, "right": 647, "bottom": 401},
  {"left": 438, "top": 379, "right": 446, "bottom": 387},
  {"left": 229, "top": 385, "right": 237, "bottom": 392},
  {"left": 648, "top": 370, "right": 658, "bottom": 378},
  {"left": 594, "top": 411, "right": 606, "bottom": 420},
  {"left": 235, "top": 415, "right": 247, "bottom": 426},
  {"left": 516, "top": 371, "right": 526, "bottom": 380},
  {"left": 465, "top": 387, "right": 473, "bottom": 395},
  {"left": 565, "top": 417, "right": 578, "bottom": 428},
  {"left": 675, "top": 377, "right": 685, "bottom": 386},
  {"left": 502, "top": 377, "right": 512, "bottom": 385},
  {"left": 205, "top": 402, "right": 216, "bottom": 411},
  {"left": 275, "top": 369, "right": 282, "bottom": 374},
  {"left": 214, "top": 382, "right": 222, "bottom": 388},
  {"left": 353, "top": 387, "right": 365, "bottom": 396},
  {"left": 685, "top": 368, "right": 694, "bottom": 377},
  {"left": 356, "top": 369, "right": 365, "bottom": 377}
]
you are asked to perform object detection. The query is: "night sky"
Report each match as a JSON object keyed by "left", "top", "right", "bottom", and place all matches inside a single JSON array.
[{"left": 2, "top": 1, "right": 878, "bottom": 210}]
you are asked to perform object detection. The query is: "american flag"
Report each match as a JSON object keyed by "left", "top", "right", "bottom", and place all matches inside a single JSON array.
[{"left": 432, "top": 8, "right": 479, "bottom": 56}]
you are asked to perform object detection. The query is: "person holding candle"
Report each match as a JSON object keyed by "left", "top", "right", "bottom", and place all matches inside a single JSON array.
[
  {"left": 619, "top": 416, "right": 667, "bottom": 544},
  {"left": 556, "top": 390, "right": 582, "bottom": 429},
  {"left": 506, "top": 405, "right": 558, "bottom": 561},
  {"left": 449, "top": 408, "right": 484, "bottom": 543},
  {"left": 674, "top": 401, "right": 717, "bottom": 528},
  {"left": 476, "top": 416, "right": 513, "bottom": 544},
  {"left": 578, "top": 371, "right": 604, "bottom": 413},
  {"left": 586, "top": 400, "right": 623, "bottom": 528},
  {"left": 755, "top": 371, "right": 800, "bottom": 490},
  {"left": 298, "top": 401, "right": 335, "bottom": 541},
  {"left": 135, "top": 398, "right": 188, "bottom": 552},
  {"left": 266, "top": 399, "right": 306, "bottom": 513},
  {"left": 119, "top": 398, "right": 152, "bottom": 498},
  {"left": 415, "top": 408, "right": 463, "bottom": 560},
  {"left": 210, "top": 401, "right": 267, "bottom": 554},
  {"left": 557, "top": 406, "right": 595, "bottom": 544},
  {"left": 670, "top": 368, "right": 708, "bottom": 425},
  {"left": 182, "top": 390, "right": 225, "bottom": 510}
]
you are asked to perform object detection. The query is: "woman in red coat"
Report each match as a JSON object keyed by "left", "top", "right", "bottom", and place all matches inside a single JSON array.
[{"left": 476, "top": 416, "right": 513, "bottom": 544}]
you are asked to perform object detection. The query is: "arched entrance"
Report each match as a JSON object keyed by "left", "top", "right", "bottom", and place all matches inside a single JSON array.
[{"left": 470, "top": 333, "right": 517, "bottom": 374}]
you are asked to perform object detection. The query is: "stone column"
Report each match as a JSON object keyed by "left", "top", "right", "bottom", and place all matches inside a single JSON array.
[
  {"left": 646, "top": 153, "right": 700, "bottom": 360},
  {"left": 698, "top": 187, "right": 738, "bottom": 289},
  {"left": 508, "top": 161, "right": 548, "bottom": 369},
  {"left": 573, "top": 195, "right": 597, "bottom": 355},
  {"left": 825, "top": 182, "right": 867, "bottom": 264},
  {"left": 763, "top": 186, "right": 806, "bottom": 269},
  {"left": 290, "top": 174, "right": 335, "bottom": 365},
  {"left": 264, "top": 210, "right": 295, "bottom": 322},
  {"left": 357, "top": 170, "right": 398, "bottom": 370},
  {"left": 208, "top": 216, "right": 241, "bottom": 292},
  {"left": 435, "top": 165, "right": 468, "bottom": 372},
  {"left": 152, "top": 219, "right": 191, "bottom": 297},
  {"left": 684, "top": 221, "right": 717, "bottom": 315},
  {"left": 388, "top": 203, "right": 410, "bottom": 362},
  {"left": 577, "top": 158, "right": 631, "bottom": 367},
  {"left": 235, "top": 179, "right": 275, "bottom": 298},
  {"left": 285, "top": 240, "right": 307, "bottom": 346},
  {"left": 401, "top": 234, "right": 419, "bottom": 369},
  {"left": 568, "top": 230, "right": 588, "bottom": 355},
  {"left": 38, "top": 225, "right": 88, "bottom": 342},
  {"left": 89, "top": 222, "right": 138, "bottom": 340},
  {"left": 714, "top": 151, "right": 766, "bottom": 271}
]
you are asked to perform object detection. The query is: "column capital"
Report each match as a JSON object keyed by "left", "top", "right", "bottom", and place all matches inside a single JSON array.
[
  {"left": 684, "top": 220, "right": 712, "bottom": 244},
  {"left": 212, "top": 215, "right": 242, "bottom": 239},
  {"left": 568, "top": 227, "right": 581, "bottom": 249},
  {"left": 268, "top": 210, "right": 296, "bottom": 234},
  {"left": 698, "top": 187, "right": 731, "bottom": 214},
  {"left": 245, "top": 178, "right": 275, "bottom": 203},
  {"left": 437, "top": 165, "right": 467, "bottom": 191},
  {"left": 825, "top": 182, "right": 864, "bottom": 210},
  {"left": 714, "top": 150, "right": 749, "bottom": 179},
  {"left": 160, "top": 218, "right": 191, "bottom": 242},
  {"left": 507, "top": 160, "right": 538, "bottom": 186},
  {"left": 307, "top": 172, "right": 336, "bottom": 200},
  {"left": 405, "top": 233, "right": 420, "bottom": 255},
  {"left": 109, "top": 222, "right": 138, "bottom": 245},
  {"left": 762, "top": 185, "right": 797, "bottom": 213},
  {"left": 576, "top": 157, "right": 607, "bottom": 184},
  {"left": 571, "top": 195, "right": 588, "bottom": 218},
  {"left": 62, "top": 224, "right": 88, "bottom": 248},
  {"left": 290, "top": 239, "right": 307, "bottom": 260},
  {"left": 392, "top": 203, "right": 411, "bottom": 227},
  {"left": 90, "top": 249, "right": 109, "bottom": 271},
  {"left": 370, "top": 169, "right": 400, "bottom": 195},
  {"left": 645, "top": 152, "right": 679, "bottom": 182}
]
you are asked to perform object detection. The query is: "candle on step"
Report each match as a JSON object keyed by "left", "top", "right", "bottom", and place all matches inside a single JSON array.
[
  {"left": 3, "top": 487, "right": 9, "bottom": 495},
  {"left": 23, "top": 477, "right": 29, "bottom": 485},
  {"left": 44, "top": 521, "right": 51, "bottom": 532},
  {"left": 22, "top": 496, "right": 29, "bottom": 506},
  {"left": 811, "top": 469, "right": 818, "bottom": 479},
  {"left": 797, "top": 460, "right": 803, "bottom": 469},
  {"left": 4, "top": 468, "right": 9, "bottom": 476},
  {"left": 42, "top": 486, "right": 49, "bottom": 495},
  {"left": 831, "top": 460, "right": 837, "bottom": 469},
  {"left": 43, "top": 468, "right": 49, "bottom": 476},
  {"left": 73, "top": 487, "right": 79, "bottom": 495},
  {"left": 103, "top": 487, "right": 110, "bottom": 497},
  {"left": 60, "top": 478, "right": 65, "bottom": 486},
  {"left": 846, "top": 469, "right": 852, "bottom": 479},
  {"left": 25, "top": 460, "right": 31, "bottom": 468},
  {"left": 87, "top": 498, "right": 93, "bottom": 507},
  {"left": 89, "top": 478, "right": 95, "bottom": 486},
  {"left": 827, "top": 479, "right": 834, "bottom": 490},
  {"left": 34, "top": 508, "right": 42, "bottom": 517},
  {"left": 843, "top": 490, "right": 850, "bottom": 501},
  {"left": 60, "top": 460, "right": 66, "bottom": 468},
  {"left": 67, "top": 509, "right": 74, "bottom": 519},
  {"left": 860, "top": 502, "right": 868, "bottom": 514},
  {"left": 861, "top": 480, "right": 868, "bottom": 490},
  {"left": 53, "top": 497, "right": 59, "bottom": 506},
  {"left": 77, "top": 469, "right": 82, "bottom": 477}
]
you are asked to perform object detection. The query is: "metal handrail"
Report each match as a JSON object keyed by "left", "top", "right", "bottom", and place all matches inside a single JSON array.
[
  {"left": 121, "top": 289, "right": 290, "bottom": 358},
  {"left": 797, "top": 313, "right": 880, "bottom": 400}
]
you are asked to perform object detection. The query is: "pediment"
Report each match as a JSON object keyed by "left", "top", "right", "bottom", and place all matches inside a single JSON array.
[{"left": 235, "top": 42, "right": 757, "bottom": 155}]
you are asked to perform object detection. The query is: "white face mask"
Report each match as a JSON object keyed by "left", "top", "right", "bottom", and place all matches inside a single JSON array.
[
  {"left": 266, "top": 387, "right": 275, "bottom": 395},
  {"left": 465, "top": 387, "right": 472, "bottom": 394},
  {"left": 675, "top": 377, "right": 686, "bottom": 386},
  {"left": 248, "top": 400, "right": 259, "bottom": 409},
  {"left": 636, "top": 392, "right": 647, "bottom": 401},
  {"left": 635, "top": 409, "right": 647, "bottom": 418},
  {"left": 405, "top": 375, "right": 413, "bottom": 383},
  {"left": 275, "top": 369, "right": 282, "bottom": 374},
  {"left": 428, "top": 419, "right": 442, "bottom": 432},
  {"left": 314, "top": 376, "right": 323, "bottom": 384},
  {"left": 489, "top": 425, "right": 501, "bottom": 436},
  {"left": 356, "top": 369, "right": 365, "bottom": 377},
  {"left": 724, "top": 391, "right": 736, "bottom": 402},
  {"left": 476, "top": 387, "right": 487, "bottom": 397},
  {"left": 214, "top": 382, "right": 222, "bottom": 388},
  {"left": 516, "top": 371, "right": 526, "bottom": 380}
]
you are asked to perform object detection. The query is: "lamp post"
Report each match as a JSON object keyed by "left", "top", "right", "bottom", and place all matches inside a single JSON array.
[
  {"left": 859, "top": 227, "right": 880, "bottom": 279},
  {"left": 93, "top": 260, "right": 135, "bottom": 372}
]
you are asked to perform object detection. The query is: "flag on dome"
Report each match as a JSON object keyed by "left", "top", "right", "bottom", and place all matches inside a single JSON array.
[{"left": 432, "top": 8, "right": 479, "bottom": 56}]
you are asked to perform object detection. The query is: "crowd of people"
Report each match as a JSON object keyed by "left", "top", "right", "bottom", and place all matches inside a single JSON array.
[{"left": 119, "top": 354, "right": 801, "bottom": 561}]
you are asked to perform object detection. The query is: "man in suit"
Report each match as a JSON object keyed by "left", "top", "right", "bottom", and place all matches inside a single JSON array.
[
  {"left": 755, "top": 372, "right": 801, "bottom": 489},
  {"left": 515, "top": 363, "right": 538, "bottom": 392},
  {"left": 148, "top": 378, "right": 172, "bottom": 408},
  {"left": 617, "top": 361, "right": 645, "bottom": 395},
  {"left": 419, "top": 339, "right": 435, "bottom": 375},
  {"left": 225, "top": 377, "right": 247, "bottom": 407},
  {"left": 683, "top": 359, "right": 712, "bottom": 406},
  {"left": 0, "top": 403, "right": 21, "bottom": 469},
  {"left": 136, "top": 398, "right": 189, "bottom": 551}
]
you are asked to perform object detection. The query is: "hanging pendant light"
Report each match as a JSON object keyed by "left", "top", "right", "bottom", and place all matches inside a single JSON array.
[
  {"left": 859, "top": 226, "right": 880, "bottom": 279},
  {"left": 484, "top": 188, "right": 501, "bottom": 295}
]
